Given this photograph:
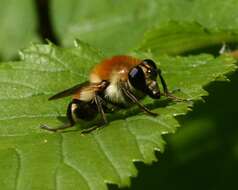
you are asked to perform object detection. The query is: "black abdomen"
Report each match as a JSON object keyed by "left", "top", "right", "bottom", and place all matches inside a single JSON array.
[{"left": 67, "top": 99, "right": 98, "bottom": 124}]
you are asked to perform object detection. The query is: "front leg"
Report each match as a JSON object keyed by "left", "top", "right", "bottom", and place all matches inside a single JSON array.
[
  {"left": 120, "top": 82, "right": 158, "bottom": 116},
  {"left": 158, "top": 68, "right": 183, "bottom": 101}
]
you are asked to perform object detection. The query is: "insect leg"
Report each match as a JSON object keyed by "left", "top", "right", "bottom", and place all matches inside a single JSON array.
[
  {"left": 79, "top": 95, "right": 108, "bottom": 134},
  {"left": 158, "top": 69, "right": 182, "bottom": 101},
  {"left": 40, "top": 101, "right": 75, "bottom": 132},
  {"left": 40, "top": 123, "right": 73, "bottom": 132},
  {"left": 157, "top": 68, "right": 169, "bottom": 94},
  {"left": 94, "top": 94, "right": 108, "bottom": 124},
  {"left": 120, "top": 82, "right": 157, "bottom": 116}
]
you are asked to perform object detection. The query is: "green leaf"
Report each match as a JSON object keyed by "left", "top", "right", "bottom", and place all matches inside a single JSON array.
[
  {"left": 51, "top": 0, "right": 238, "bottom": 55},
  {"left": 138, "top": 22, "right": 238, "bottom": 55},
  {"left": 0, "top": 41, "right": 236, "bottom": 189},
  {"left": 0, "top": 0, "right": 39, "bottom": 60}
]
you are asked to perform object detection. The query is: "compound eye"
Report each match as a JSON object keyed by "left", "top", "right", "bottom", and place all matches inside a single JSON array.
[
  {"left": 149, "top": 69, "right": 158, "bottom": 79},
  {"left": 129, "top": 66, "right": 146, "bottom": 90},
  {"left": 142, "top": 59, "right": 157, "bottom": 70}
]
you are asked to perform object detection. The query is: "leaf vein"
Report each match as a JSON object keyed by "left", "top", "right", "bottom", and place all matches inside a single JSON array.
[
  {"left": 92, "top": 133, "right": 122, "bottom": 184},
  {"left": 0, "top": 80, "right": 40, "bottom": 92},
  {"left": 61, "top": 134, "right": 91, "bottom": 190},
  {"left": 124, "top": 120, "right": 145, "bottom": 160},
  {"left": 24, "top": 49, "right": 84, "bottom": 78},
  {"left": 0, "top": 114, "right": 64, "bottom": 121},
  {"left": 14, "top": 148, "right": 21, "bottom": 190},
  {"left": 137, "top": 137, "right": 162, "bottom": 147}
]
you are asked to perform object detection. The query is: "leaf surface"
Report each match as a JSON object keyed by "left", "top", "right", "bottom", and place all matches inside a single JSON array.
[{"left": 0, "top": 41, "right": 236, "bottom": 190}]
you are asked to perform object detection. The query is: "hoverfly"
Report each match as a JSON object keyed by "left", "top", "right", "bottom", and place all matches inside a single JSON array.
[{"left": 41, "top": 55, "right": 178, "bottom": 132}]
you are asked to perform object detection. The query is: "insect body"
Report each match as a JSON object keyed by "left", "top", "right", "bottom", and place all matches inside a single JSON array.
[{"left": 41, "top": 55, "right": 176, "bottom": 132}]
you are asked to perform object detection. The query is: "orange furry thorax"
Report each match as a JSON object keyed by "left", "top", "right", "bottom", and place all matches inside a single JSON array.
[{"left": 90, "top": 55, "right": 141, "bottom": 83}]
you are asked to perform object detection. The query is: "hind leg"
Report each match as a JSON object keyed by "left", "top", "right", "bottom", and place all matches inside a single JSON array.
[
  {"left": 40, "top": 122, "right": 74, "bottom": 132},
  {"left": 40, "top": 101, "right": 75, "bottom": 132}
]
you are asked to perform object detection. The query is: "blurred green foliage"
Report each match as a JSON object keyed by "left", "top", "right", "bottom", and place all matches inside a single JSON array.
[
  {"left": 51, "top": 0, "right": 238, "bottom": 55},
  {"left": 0, "top": 0, "right": 39, "bottom": 60}
]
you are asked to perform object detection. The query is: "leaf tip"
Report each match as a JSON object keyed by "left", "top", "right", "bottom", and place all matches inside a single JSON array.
[
  {"left": 45, "top": 39, "right": 56, "bottom": 46},
  {"left": 18, "top": 50, "right": 25, "bottom": 60}
]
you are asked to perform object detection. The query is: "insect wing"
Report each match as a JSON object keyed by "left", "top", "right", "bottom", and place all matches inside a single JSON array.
[{"left": 48, "top": 81, "right": 89, "bottom": 100}]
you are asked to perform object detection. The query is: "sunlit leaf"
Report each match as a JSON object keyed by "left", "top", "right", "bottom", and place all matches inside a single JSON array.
[{"left": 0, "top": 40, "right": 236, "bottom": 189}]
